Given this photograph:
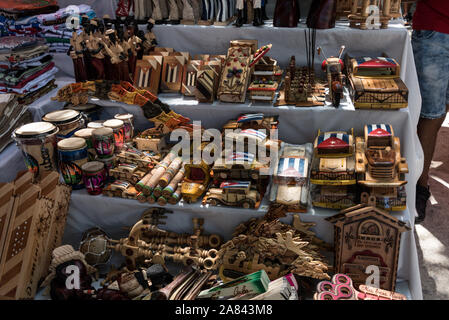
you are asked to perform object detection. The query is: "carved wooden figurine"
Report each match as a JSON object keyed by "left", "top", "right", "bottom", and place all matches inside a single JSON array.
[{"left": 347, "top": 0, "right": 402, "bottom": 29}]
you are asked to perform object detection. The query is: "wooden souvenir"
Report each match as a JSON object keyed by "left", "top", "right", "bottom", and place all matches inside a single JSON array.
[
  {"left": 154, "top": 47, "right": 175, "bottom": 53},
  {"left": 326, "top": 202, "right": 410, "bottom": 291},
  {"left": 182, "top": 60, "right": 203, "bottom": 96},
  {"left": 335, "top": 0, "right": 352, "bottom": 18},
  {"left": 218, "top": 210, "right": 331, "bottom": 282},
  {"left": 109, "top": 216, "right": 221, "bottom": 271},
  {"left": 134, "top": 128, "right": 167, "bottom": 153},
  {"left": 134, "top": 56, "right": 163, "bottom": 95},
  {"left": 229, "top": 40, "right": 258, "bottom": 55},
  {"left": 347, "top": 0, "right": 402, "bottom": 29},
  {"left": 181, "top": 161, "right": 211, "bottom": 203},
  {"left": 103, "top": 180, "right": 139, "bottom": 200},
  {"left": 276, "top": 56, "right": 326, "bottom": 107},
  {"left": 222, "top": 113, "right": 279, "bottom": 132},
  {"left": 310, "top": 129, "right": 356, "bottom": 185},
  {"left": 311, "top": 184, "right": 357, "bottom": 209},
  {"left": 317, "top": 45, "right": 346, "bottom": 107},
  {"left": 205, "top": 181, "right": 261, "bottom": 209},
  {"left": 109, "top": 163, "right": 148, "bottom": 185},
  {"left": 270, "top": 143, "right": 313, "bottom": 212},
  {"left": 313, "top": 273, "right": 407, "bottom": 300},
  {"left": 217, "top": 45, "right": 251, "bottom": 103},
  {"left": 346, "top": 55, "right": 408, "bottom": 109},
  {"left": 0, "top": 171, "right": 71, "bottom": 299},
  {"left": 137, "top": 151, "right": 178, "bottom": 195},
  {"left": 248, "top": 80, "right": 278, "bottom": 103},
  {"left": 160, "top": 55, "right": 187, "bottom": 93},
  {"left": 195, "top": 69, "right": 216, "bottom": 103},
  {"left": 355, "top": 124, "right": 408, "bottom": 211},
  {"left": 116, "top": 146, "right": 160, "bottom": 170}
]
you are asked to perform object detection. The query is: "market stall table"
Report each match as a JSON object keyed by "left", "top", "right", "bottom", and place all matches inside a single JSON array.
[{"left": 0, "top": 23, "right": 424, "bottom": 299}]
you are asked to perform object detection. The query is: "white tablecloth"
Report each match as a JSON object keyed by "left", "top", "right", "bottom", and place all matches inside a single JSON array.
[{"left": 0, "top": 23, "right": 423, "bottom": 299}]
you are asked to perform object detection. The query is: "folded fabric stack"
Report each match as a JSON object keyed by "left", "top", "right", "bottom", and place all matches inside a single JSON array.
[
  {"left": 0, "top": 0, "right": 59, "bottom": 20},
  {"left": 0, "top": 93, "right": 32, "bottom": 152},
  {"left": 0, "top": 36, "right": 58, "bottom": 104},
  {"left": 0, "top": 4, "right": 96, "bottom": 53}
]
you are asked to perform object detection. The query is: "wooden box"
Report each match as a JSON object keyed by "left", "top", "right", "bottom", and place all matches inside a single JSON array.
[
  {"left": 217, "top": 46, "right": 252, "bottom": 103},
  {"left": 134, "top": 56, "right": 163, "bottom": 95},
  {"left": 160, "top": 55, "right": 187, "bottom": 93},
  {"left": 326, "top": 204, "right": 410, "bottom": 291},
  {"left": 0, "top": 171, "right": 71, "bottom": 299}
]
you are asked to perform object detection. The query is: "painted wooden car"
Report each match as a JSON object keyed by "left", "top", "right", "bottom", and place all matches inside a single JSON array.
[
  {"left": 205, "top": 181, "right": 260, "bottom": 209},
  {"left": 355, "top": 124, "right": 408, "bottom": 211}
]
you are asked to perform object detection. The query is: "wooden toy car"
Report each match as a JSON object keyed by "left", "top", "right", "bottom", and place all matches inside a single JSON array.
[
  {"left": 355, "top": 124, "right": 408, "bottom": 211},
  {"left": 224, "top": 129, "right": 280, "bottom": 157},
  {"left": 180, "top": 161, "right": 211, "bottom": 203},
  {"left": 346, "top": 56, "right": 408, "bottom": 109},
  {"left": 222, "top": 113, "right": 279, "bottom": 131},
  {"left": 103, "top": 180, "right": 139, "bottom": 199},
  {"left": 270, "top": 143, "right": 313, "bottom": 212},
  {"left": 310, "top": 129, "right": 356, "bottom": 185},
  {"left": 116, "top": 146, "right": 160, "bottom": 170},
  {"left": 205, "top": 181, "right": 261, "bottom": 209},
  {"left": 109, "top": 163, "right": 147, "bottom": 184},
  {"left": 212, "top": 152, "right": 269, "bottom": 181}
]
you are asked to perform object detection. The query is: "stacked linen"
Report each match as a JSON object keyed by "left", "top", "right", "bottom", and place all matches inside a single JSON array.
[
  {"left": 0, "top": 36, "right": 58, "bottom": 104},
  {"left": 0, "top": 5, "right": 96, "bottom": 53},
  {"left": 37, "top": 4, "right": 96, "bottom": 53},
  {"left": 0, "top": 93, "right": 32, "bottom": 152},
  {"left": 0, "top": 0, "right": 59, "bottom": 19}
]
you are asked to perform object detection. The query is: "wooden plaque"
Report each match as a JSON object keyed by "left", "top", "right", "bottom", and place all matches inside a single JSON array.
[
  {"left": 134, "top": 56, "right": 163, "bottom": 95},
  {"left": 160, "top": 55, "right": 187, "bottom": 93}
]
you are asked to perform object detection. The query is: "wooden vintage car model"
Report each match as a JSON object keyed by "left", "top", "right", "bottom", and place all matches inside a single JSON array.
[
  {"left": 103, "top": 180, "right": 139, "bottom": 199},
  {"left": 116, "top": 146, "right": 160, "bottom": 170},
  {"left": 270, "top": 143, "right": 313, "bottom": 212},
  {"left": 346, "top": 55, "right": 408, "bottom": 109},
  {"left": 109, "top": 163, "right": 147, "bottom": 184},
  {"left": 310, "top": 129, "right": 356, "bottom": 185},
  {"left": 310, "top": 129, "right": 357, "bottom": 209},
  {"left": 212, "top": 152, "right": 269, "bottom": 181},
  {"left": 355, "top": 124, "right": 408, "bottom": 211},
  {"left": 222, "top": 113, "right": 279, "bottom": 131},
  {"left": 205, "top": 181, "right": 261, "bottom": 209},
  {"left": 180, "top": 161, "right": 211, "bottom": 203}
]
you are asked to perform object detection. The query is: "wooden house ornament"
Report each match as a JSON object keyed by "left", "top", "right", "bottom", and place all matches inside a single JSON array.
[
  {"left": 134, "top": 55, "right": 163, "bottom": 95},
  {"left": 326, "top": 202, "right": 410, "bottom": 291}
]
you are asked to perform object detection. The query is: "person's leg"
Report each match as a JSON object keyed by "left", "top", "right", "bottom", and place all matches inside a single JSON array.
[{"left": 412, "top": 30, "right": 449, "bottom": 223}]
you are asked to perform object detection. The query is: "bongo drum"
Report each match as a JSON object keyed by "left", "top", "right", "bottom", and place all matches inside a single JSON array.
[
  {"left": 57, "top": 137, "right": 88, "bottom": 189},
  {"left": 114, "top": 113, "right": 134, "bottom": 142},
  {"left": 97, "top": 155, "right": 116, "bottom": 181},
  {"left": 74, "top": 128, "right": 96, "bottom": 160},
  {"left": 42, "top": 109, "right": 85, "bottom": 139},
  {"left": 65, "top": 103, "right": 102, "bottom": 122},
  {"left": 82, "top": 161, "right": 107, "bottom": 195},
  {"left": 87, "top": 120, "right": 105, "bottom": 129},
  {"left": 103, "top": 119, "right": 125, "bottom": 151},
  {"left": 12, "top": 122, "right": 59, "bottom": 178},
  {"left": 92, "top": 127, "right": 115, "bottom": 158}
]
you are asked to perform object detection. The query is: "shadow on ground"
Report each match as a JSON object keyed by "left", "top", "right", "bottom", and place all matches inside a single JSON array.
[{"left": 415, "top": 126, "right": 449, "bottom": 300}]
